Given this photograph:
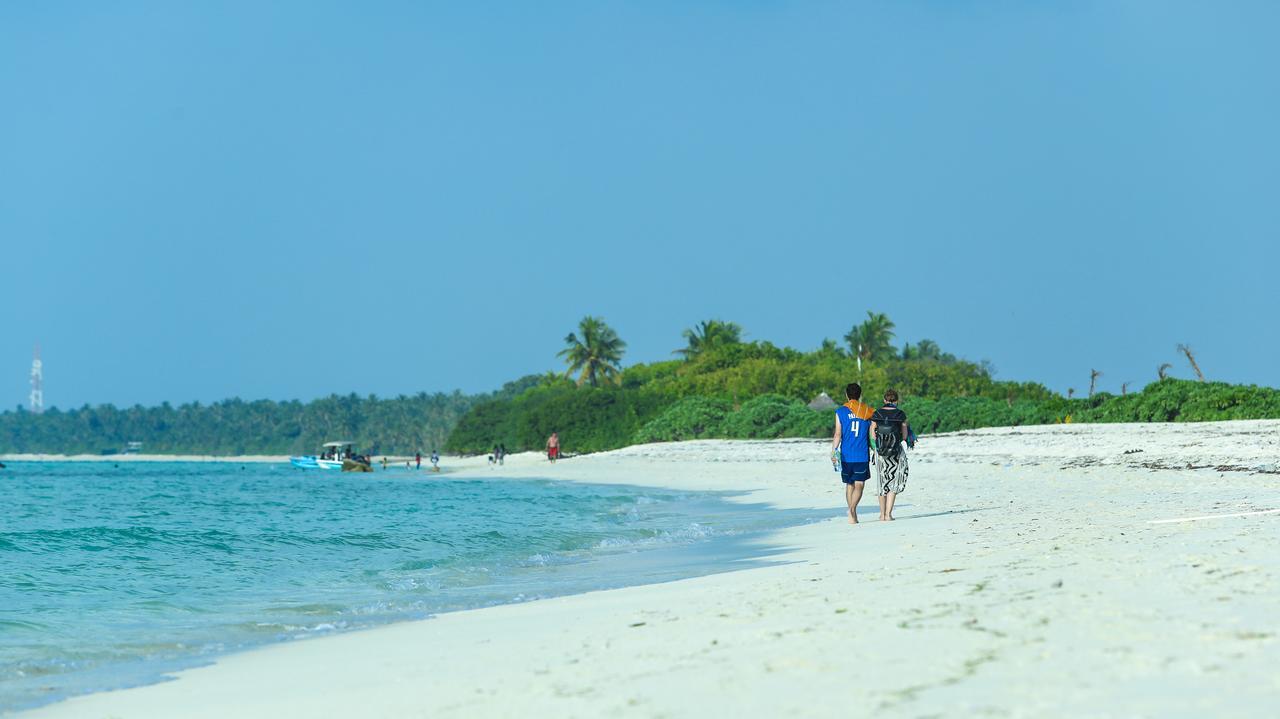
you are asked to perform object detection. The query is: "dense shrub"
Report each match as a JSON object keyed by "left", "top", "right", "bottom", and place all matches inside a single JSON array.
[
  {"left": 632, "top": 395, "right": 830, "bottom": 444},
  {"left": 897, "top": 379, "right": 1280, "bottom": 434},
  {"left": 1074, "top": 379, "right": 1280, "bottom": 423},
  {"left": 447, "top": 339, "right": 1061, "bottom": 454},
  {"left": 620, "top": 342, "right": 1050, "bottom": 408},
  {"left": 448, "top": 348, "right": 1280, "bottom": 454},
  {"left": 446, "top": 383, "right": 675, "bottom": 455},
  {"left": 722, "top": 395, "right": 828, "bottom": 439},
  {"left": 633, "top": 397, "right": 732, "bottom": 443},
  {"left": 901, "top": 397, "right": 1068, "bottom": 434}
]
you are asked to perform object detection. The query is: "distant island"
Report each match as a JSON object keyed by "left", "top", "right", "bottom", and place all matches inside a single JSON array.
[{"left": 4, "top": 314, "right": 1278, "bottom": 457}]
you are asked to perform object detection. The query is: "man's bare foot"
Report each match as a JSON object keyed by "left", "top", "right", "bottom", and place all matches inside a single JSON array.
[
  {"left": 885, "top": 515, "right": 895, "bottom": 521},
  {"left": 848, "top": 510, "right": 858, "bottom": 525}
]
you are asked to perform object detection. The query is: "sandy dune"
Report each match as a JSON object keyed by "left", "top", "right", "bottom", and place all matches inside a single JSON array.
[{"left": 22, "top": 421, "right": 1280, "bottom": 718}]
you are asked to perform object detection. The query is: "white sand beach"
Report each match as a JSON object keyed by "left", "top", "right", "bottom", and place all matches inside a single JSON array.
[{"left": 22, "top": 421, "right": 1280, "bottom": 718}]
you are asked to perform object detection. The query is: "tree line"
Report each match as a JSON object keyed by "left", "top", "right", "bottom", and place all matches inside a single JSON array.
[
  {"left": 6, "top": 313, "right": 1273, "bottom": 457},
  {"left": 446, "top": 313, "right": 1280, "bottom": 454},
  {"left": 447, "top": 314, "right": 1051, "bottom": 454},
  {"left": 0, "top": 391, "right": 486, "bottom": 456}
]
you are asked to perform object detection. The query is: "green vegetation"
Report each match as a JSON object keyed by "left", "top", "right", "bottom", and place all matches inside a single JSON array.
[
  {"left": 903, "top": 379, "right": 1280, "bottom": 433},
  {"left": 721, "top": 395, "right": 829, "bottom": 439},
  {"left": 675, "top": 320, "right": 744, "bottom": 358},
  {"left": 0, "top": 390, "right": 487, "bottom": 456},
  {"left": 447, "top": 315, "right": 1280, "bottom": 455},
  {"left": 558, "top": 316, "right": 627, "bottom": 387},
  {"left": 446, "top": 314, "right": 1060, "bottom": 453},
  {"left": 1073, "top": 378, "right": 1280, "bottom": 423},
  {"left": 5, "top": 313, "right": 1277, "bottom": 458},
  {"left": 633, "top": 397, "right": 731, "bottom": 443},
  {"left": 632, "top": 395, "right": 827, "bottom": 444},
  {"left": 447, "top": 379, "right": 672, "bottom": 455},
  {"left": 844, "top": 311, "right": 897, "bottom": 361}
]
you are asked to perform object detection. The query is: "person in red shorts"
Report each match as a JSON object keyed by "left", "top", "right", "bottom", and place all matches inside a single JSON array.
[{"left": 547, "top": 432, "right": 560, "bottom": 463}]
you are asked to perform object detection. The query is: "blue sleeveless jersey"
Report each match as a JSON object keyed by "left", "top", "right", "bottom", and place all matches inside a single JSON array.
[{"left": 836, "top": 402, "right": 873, "bottom": 462}]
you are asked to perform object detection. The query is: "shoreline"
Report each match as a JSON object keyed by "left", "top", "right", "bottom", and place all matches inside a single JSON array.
[
  {"left": 0, "top": 453, "right": 289, "bottom": 463},
  {"left": 5, "top": 417, "right": 1279, "bottom": 470},
  {"left": 1, "top": 454, "right": 448, "bottom": 465},
  {"left": 19, "top": 421, "right": 1280, "bottom": 718},
  {"left": 4, "top": 460, "right": 803, "bottom": 716}
]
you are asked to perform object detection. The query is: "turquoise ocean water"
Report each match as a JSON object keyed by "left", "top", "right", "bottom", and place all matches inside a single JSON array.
[{"left": 0, "top": 462, "right": 818, "bottom": 712}]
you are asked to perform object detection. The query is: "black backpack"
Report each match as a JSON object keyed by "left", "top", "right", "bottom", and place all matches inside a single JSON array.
[{"left": 874, "top": 410, "right": 903, "bottom": 458}]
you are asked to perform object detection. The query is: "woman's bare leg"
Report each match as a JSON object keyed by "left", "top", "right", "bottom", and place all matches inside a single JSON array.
[
  {"left": 878, "top": 494, "right": 887, "bottom": 521},
  {"left": 885, "top": 491, "right": 898, "bottom": 520}
]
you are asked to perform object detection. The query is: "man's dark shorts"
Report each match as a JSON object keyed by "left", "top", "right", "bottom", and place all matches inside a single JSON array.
[{"left": 840, "top": 460, "right": 870, "bottom": 485}]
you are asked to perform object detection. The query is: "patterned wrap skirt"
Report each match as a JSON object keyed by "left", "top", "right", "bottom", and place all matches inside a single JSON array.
[{"left": 874, "top": 446, "right": 909, "bottom": 496}]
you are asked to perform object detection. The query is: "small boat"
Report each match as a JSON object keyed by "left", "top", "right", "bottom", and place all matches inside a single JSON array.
[{"left": 290, "top": 441, "right": 371, "bottom": 471}]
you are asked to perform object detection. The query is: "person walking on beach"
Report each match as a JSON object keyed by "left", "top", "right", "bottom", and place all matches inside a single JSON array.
[
  {"left": 415, "top": 452, "right": 422, "bottom": 470},
  {"left": 430, "top": 450, "right": 440, "bottom": 472},
  {"left": 547, "top": 432, "right": 560, "bottom": 463},
  {"left": 870, "top": 389, "right": 912, "bottom": 521},
  {"left": 498, "top": 443, "right": 507, "bottom": 466},
  {"left": 831, "top": 383, "right": 875, "bottom": 524}
]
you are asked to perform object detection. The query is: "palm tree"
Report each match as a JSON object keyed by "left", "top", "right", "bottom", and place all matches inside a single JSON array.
[
  {"left": 675, "top": 320, "right": 743, "bottom": 358},
  {"left": 1067, "top": 388, "right": 1076, "bottom": 399},
  {"left": 1088, "top": 369, "right": 1103, "bottom": 398},
  {"left": 902, "top": 338, "right": 947, "bottom": 361},
  {"left": 1157, "top": 363, "right": 1172, "bottom": 380},
  {"left": 844, "top": 311, "right": 896, "bottom": 361},
  {"left": 558, "top": 316, "right": 627, "bottom": 387},
  {"left": 817, "top": 338, "right": 844, "bottom": 357},
  {"left": 914, "top": 339, "right": 942, "bottom": 360},
  {"left": 1177, "top": 344, "right": 1205, "bottom": 382}
]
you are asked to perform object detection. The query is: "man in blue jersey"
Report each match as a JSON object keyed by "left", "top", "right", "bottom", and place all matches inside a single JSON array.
[{"left": 831, "top": 383, "right": 875, "bottom": 524}]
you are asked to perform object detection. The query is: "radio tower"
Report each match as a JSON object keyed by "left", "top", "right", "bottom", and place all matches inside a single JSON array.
[{"left": 30, "top": 344, "right": 44, "bottom": 414}]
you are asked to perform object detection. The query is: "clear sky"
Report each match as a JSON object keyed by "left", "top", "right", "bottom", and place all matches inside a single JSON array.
[{"left": 2, "top": 1, "right": 1277, "bottom": 409}]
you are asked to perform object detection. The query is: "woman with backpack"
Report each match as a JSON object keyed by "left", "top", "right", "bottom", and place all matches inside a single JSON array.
[{"left": 870, "top": 388, "right": 912, "bottom": 521}]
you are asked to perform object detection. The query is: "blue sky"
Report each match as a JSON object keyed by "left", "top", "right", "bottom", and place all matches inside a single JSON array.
[{"left": 2, "top": 1, "right": 1276, "bottom": 408}]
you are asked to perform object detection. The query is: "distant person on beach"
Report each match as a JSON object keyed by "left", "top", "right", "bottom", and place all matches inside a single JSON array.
[
  {"left": 498, "top": 444, "right": 507, "bottom": 466},
  {"left": 831, "top": 382, "right": 875, "bottom": 524},
  {"left": 870, "top": 388, "right": 912, "bottom": 521},
  {"left": 547, "top": 432, "right": 560, "bottom": 463},
  {"left": 430, "top": 450, "right": 440, "bottom": 471},
  {"left": 415, "top": 452, "right": 421, "bottom": 470}
]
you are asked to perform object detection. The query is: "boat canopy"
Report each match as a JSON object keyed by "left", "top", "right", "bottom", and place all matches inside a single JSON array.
[{"left": 322, "top": 441, "right": 354, "bottom": 447}]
